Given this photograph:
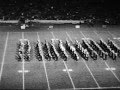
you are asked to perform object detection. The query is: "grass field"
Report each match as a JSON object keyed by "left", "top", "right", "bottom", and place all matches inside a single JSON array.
[{"left": 0, "top": 24, "right": 120, "bottom": 90}]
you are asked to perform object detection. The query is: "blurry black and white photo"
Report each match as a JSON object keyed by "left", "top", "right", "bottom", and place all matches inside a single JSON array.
[{"left": 0, "top": 0, "right": 120, "bottom": 90}]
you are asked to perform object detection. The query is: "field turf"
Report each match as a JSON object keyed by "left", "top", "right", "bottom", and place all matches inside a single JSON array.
[{"left": 0, "top": 24, "right": 120, "bottom": 90}]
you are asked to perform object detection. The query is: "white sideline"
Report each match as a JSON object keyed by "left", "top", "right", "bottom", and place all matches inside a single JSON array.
[
  {"left": 22, "top": 32, "right": 24, "bottom": 39},
  {"left": 108, "top": 30, "right": 120, "bottom": 42},
  {"left": 107, "top": 31, "right": 116, "bottom": 38},
  {"left": 63, "top": 61, "right": 76, "bottom": 90},
  {"left": 66, "top": 31, "right": 100, "bottom": 88},
  {"left": 93, "top": 31, "right": 120, "bottom": 83},
  {"left": 51, "top": 32, "right": 55, "bottom": 39},
  {"left": 22, "top": 32, "right": 25, "bottom": 90},
  {"left": 0, "top": 32, "right": 9, "bottom": 82},
  {"left": 78, "top": 31, "right": 100, "bottom": 88},
  {"left": 75, "top": 86, "right": 120, "bottom": 90},
  {"left": 51, "top": 31, "right": 76, "bottom": 90},
  {"left": 66, "top": 32, "right": 73, "bottom": 41},
  {"left": 37, "top": 32, "right": 51, "bottom": 90}
]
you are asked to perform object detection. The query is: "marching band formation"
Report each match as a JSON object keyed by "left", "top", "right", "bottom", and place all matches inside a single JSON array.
[
  {"left": 15, "top": 39, "right": 32, "bottom": 62},
  {"left": 15, "top": 38, "right": 120, "bottom": 62}
]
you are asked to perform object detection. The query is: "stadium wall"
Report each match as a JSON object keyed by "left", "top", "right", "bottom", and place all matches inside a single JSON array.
[{"left": 0, "top": 20, "right": 83, "bottom": 24}]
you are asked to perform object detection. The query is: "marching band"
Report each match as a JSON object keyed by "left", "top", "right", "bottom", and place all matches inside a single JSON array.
[{"left": 15, "top": 38, "right": 120, "bottom": 62}]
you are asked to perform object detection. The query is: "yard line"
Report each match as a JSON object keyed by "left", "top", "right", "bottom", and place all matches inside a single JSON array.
[
  {"left": 105, "top": 62, "right": 120, "bottom": 82},
  {"left": 80, "top": 31, "right": 86, "bottom": 39},
  {"left": 107, "top": 30, "right": 120, "bottom": 49},
  {"left": 37, "top": 32, "right": 51, "bottom": 90},
  {"left": 108, "top": 30, "right": 120, "bottom": 42},
  {"left": 22, "top": 32, "right": 24, "bottom": 39},
  {"left": 66, "top": 31, "right": 100, "bottom": 88},
  {"left": 66, "top": 32, "right": 72, "bottom": 41},
  {"left": 51, "top": 31, "right": 76, "bottom": 90},
  {"left": 93, "top": 31, "right": 120, "bottom": 82},
  {"left": 22, "top": 32, "right": 25, "bottom": 90},
  {"left": 107, "top": 31, "right": 115, "bottom": 38},
  {"left": 79, "top": 31, "right": 101, "bottom": 88},
  {"left": 81, "top": 58, "right": 100, "bottom": 88},
  {"left": 93, "top": 31, "right": 102, "bottom": 39},
  {"left": 63, "top": 61, "right": 76, "bottom": 90},
  {"left": 22, "top": 54, "right": 25, "bottom": 90},
  {"left": 51, "top": 32, "right": 55, "bottom": 39},
  {"left": 0, "top": 32, "right": 9, "bottom": 82}
]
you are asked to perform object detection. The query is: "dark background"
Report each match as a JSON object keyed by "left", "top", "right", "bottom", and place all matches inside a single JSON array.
[{"left": 0, "top": 0, "right": 120, "bottom": 21}]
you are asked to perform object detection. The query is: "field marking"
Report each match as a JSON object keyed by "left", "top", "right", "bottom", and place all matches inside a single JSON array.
[
  {"left": 22, "top": 32, "right": 25, "bottom": 90},
  {"left": 18, "top": 33, "right": 30, "bottom": 80},
  {"left": 37, "top": 32, "right": 51, "bottom": 90},
  {"left": 107, "top": 31, "right": 115, "bottom": 38},
  {"left": 79, "top": 31, "right": 101, "bottom": 88},
  {"left": 108, "top": 30, "right": 120, "bottom": 40},
  {"left": 63, "top": 69, "right": 73, "bottom": 72},
  {"left": 22, "top": 32, "right": 24, "bottom": 39},
  {"left": 105, "top": 67, "right": 116, "bottom": 71},
  {"left": 51, "top": 31, "right": 76, "bottom": 90},
  {"left": 93, "top": 31, "right": 120, "bottom": 82},
  {"left": 22, "top": 54, "right": 25, "bottom": 90},
  {"left": 0, "top": 32, "right": 9, "bottom": 82},
  {"left": 105, "top": 62, "right": 120, "bottom": 82},
  {"left": 107, "top": 30, "right": 120, "bottom": 50},
  {"left": 18, "top": 70, "right": 29, "bottom": 73},
  {"left": 75, "top": 86, "right": 120, "bottom": 90},
  {"left": 80, "top": 31, "right": 87, "bottom": 39},
  {"left": 93, "top": 31, "right": 102, "bottom": 39},
  {"left": 63, "top": 61, "right": 76, "bottom": 90},
  {"left": 82, "top": 59, "right": 100, "bottom": 88},
  {"left": 66, "top": 31, "right": 100, "bottom": 88},
  {"left": 51, "top": 32, "right": 55, "bottom": 39},
  {"left": 66, "top": 32, "right": 73, "bottom": 41}
]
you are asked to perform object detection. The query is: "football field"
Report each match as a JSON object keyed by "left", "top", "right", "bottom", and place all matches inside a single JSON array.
[{"left": 0, "top": 25, "right": 120, "bottom": 90}]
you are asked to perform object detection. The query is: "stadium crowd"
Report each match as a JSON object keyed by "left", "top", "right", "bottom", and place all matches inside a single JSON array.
[{"left": 0, "top": 0, "right": 120, "bottom": 25}]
